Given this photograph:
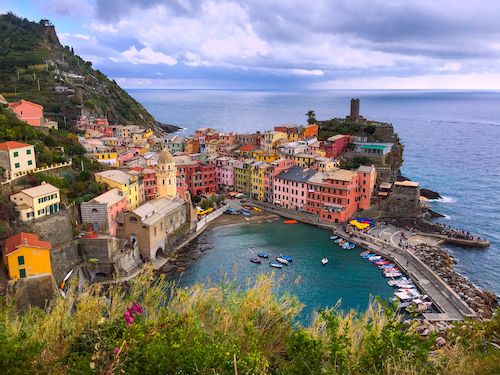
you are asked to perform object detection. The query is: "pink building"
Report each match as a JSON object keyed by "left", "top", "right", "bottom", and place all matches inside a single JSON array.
[
  {"left": 80, "top": 188, "right": 128, "bottom": 236},
  {"left": 105, "top": 125, "right": 121, "bottom": 137},
  {"left": 306, "top": 140, "right": 322, "bottom": 155},
  {"left": 143, "top": 168, "right": 157, "bottom": 200},
  {"left": 263, "top": 158, "right": 295, "bottom": 203},
  {"left": 320, "top": 135, "right": 353, "bottom": 158},
  {"left": 9, "top": 100, "right": 43, "bottom": 127},
  {"left": 119, "top": 151, "right": 136, "bottom": 166},
  {"left": 273, "top": 166, "right": 315, "bottom": 210}
]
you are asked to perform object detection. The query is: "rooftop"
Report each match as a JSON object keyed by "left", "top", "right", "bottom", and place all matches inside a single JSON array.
[
  {"left": 89, "top": 188, "right": 127, "bottom": 207},
  {"left": 395, "top": 181, "right": 419, "bottom": 188},
  {"left": 275, "top": 166, "right": 315, "bottom": 183},
  {"left": 5, "top": 232, "right": 51, "bottom": 256},
  {"left": 0, "top": 141, "right": 33, "bottom": 150},
  {"left": 358, "top": 165, "right": 375, "bottom": 173},
  {"left": 308, "top": 169, "right": 358, "bottom": 184},
  {"left": 131, "top": 197, "right": 185, "bottom": 226},
  {"left": 95, "top": 170, "right": 134, "bottom": 185},
  {"left": 14, "top": 182, "right": 59, "bottom": 198}
]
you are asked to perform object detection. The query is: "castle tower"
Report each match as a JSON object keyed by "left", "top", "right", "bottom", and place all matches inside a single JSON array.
[
  {"left": 350, "top": 98, "right": 360, "bottom": 122},
  {"left": 156, "top": 149, "right": 177, "bottom": 200}
]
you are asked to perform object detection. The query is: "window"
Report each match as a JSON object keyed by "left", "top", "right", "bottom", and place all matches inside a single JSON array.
[
  {"left": 27, "top": 160, "right": 33, "bottom": 166},
  {"left": 18, "top": 256, "right": 25, "bottom": 266},
  {"left": 19, "top": 269, "right": 26, "bottom": 279},
  {"left": 129, "top": 217, "right": 138, "bottom": 222},
  {"left": 13, "top": 151, "right": 18, "bottom": 157},
  {"left": 14, "top": 163, "right": 20, "bottom": 168}
]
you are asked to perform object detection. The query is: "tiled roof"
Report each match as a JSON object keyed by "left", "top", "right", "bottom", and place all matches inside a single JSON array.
[
  {"left": 0, "top": 141, "right": 32, "bottom": 150},
  {"left": 4, "top": 232, "right": 51, "bottom": 256},
  {"left": 14, "top": 182, "right": 59, "bottom": 198}
]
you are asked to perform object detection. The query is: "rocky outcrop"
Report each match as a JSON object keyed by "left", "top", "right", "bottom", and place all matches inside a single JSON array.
[{"left": 420, "top": 188, "right": 442, "bottom": 200}]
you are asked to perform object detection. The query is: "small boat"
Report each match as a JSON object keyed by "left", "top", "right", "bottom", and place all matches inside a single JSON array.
[
  {"left": 360, "top": 250, "right": 370, "bottom": 257},
  {"left": 250, "top": 258, "right": 261, "bottom": 264},
  {"left": 276, "top": 257, "right": 289, "bottom": 265},
  {"left": 242, "top": 212, "right": 250, "bottom": 216},
  {"left": 383, "top": 267, "right": 398, "bottom": 273},
  {"left": 242, "top": 207, "right": 250, "bottom": 212},
  {"left": 406, "top": 300, "right": 432, "bottom": 314},
  {"left": 258, "top": 253, "right": 269, "bottom": 258},
  {"left": 348, "top": 244, "right": 355, "bottom": 249},
  {"left": 338, "top": 240, "right": 346, "bottom": 245},
  {"left": 284, "top": 220, "right": 298, "bottom": 224},
  {"left": 375, "top": 261, "right": 389, "bottom": 265},
  {"left": 243, "top": 206, "right": 251, "bottom": 209},
  {"left": 322, "top": 257, "right": 328, "bottom": 265},
  {"left": 280, "top": 255, "right": 293, "bottom": 262},
  {"left": 254, "top": 207, "right": 262, "bottom": 211},
  {"left": 270, "top": 262, "right": 283, "bottom": 268},
  {"left": 342, "top": 242, "right": 350, "bottom": 249},
  {"left": 385, "top": 272, "right": 402, "bottom": 278},
  {"left": 335, "top": 239, "right": 343, "bottom": 243},
  {"left": 330, "top": 235, "right": 338, "bottom": 240}
]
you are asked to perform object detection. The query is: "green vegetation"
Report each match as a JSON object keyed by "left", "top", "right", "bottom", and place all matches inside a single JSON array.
[
  {"left": 306, "top": 110, "right": 317, "bottom": 125},
  {"left": 200, "top": 194, "right": 226, "bottom": 210},
  {"left": 1, "top": 271, "right": 499, "bottom": 374},
  {"left": 0, "top": 12, "right": 167, "bottom": 130},
  {"left": 318, "top": 119, "right": 362, "bottom": 140}
]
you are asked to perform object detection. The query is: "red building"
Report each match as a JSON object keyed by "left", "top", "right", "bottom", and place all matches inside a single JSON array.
[
  {"left": 175, "top": 156, "right": 216, "bottom": 196},
  {"left": 306, "top": 166, "right": 375, "bottom": 223},
  {"left": 143, "top": 168, "right": 157, "bottom": 200},
  {"left": 9, "top": 100, "right": 43, "bottom": 127},
  {"left": 320, "top": 135, "right": 353, "bottom": 158}
]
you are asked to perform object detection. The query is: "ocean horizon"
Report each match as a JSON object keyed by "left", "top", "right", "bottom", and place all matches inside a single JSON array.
[{"left": 127, "top": 88, "right": 500, "bottom": 295}]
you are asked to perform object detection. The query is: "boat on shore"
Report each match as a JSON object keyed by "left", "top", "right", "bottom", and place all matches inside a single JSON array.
[
  {"left": 270, "top": 262, "right": 283, "bottom": 268},
  {"left": 276, "top": 257, "right": 289, "bottom": 265},
  {"left": 280, "top": 255, "right": 293, "bottom": 262},
  {"left": 322, "top": 257, "right": 328, "bottom": 265},
  {"left": 242, "top": 212, "right": 250, "bottom": 216},
  {"left": 250, "top": 258, "right": 261, "bottom": 264},
  {"left": 258, "top": 253, "right": 269, "bottom": 258}
]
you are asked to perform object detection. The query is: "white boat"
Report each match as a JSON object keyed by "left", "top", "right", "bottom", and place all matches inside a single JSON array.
[
  {"left": 385, "top": 272, "right": 402, "bottom": 278},
  {"left": 406, "top": 300, "right": 432, "bottom": 314},
  {"left": 321, "top": 257, "right": 328, "bottom": 265},
  {"left": 269, "top": 262, "right": 283, "bottom": 268},
  {"left": 369, "top": 256, "right": 382, "bottom": 261},
  {"left": 276, "top": 257, "right": 289, "bottom": 265},
  {"left": 330, "top": 235, "right": 338, "bottom": 240},
  {"left": 342, "top": 242, "right": 350, "bottom": 249}
]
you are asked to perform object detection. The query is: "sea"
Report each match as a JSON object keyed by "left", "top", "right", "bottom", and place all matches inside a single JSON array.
[{"left": 127, "top": 89, "right": 500, "bottom": 312}]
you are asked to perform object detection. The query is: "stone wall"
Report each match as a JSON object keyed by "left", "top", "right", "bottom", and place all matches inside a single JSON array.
[
  {"left": 17, "top": 210, "right": 76, "bottom": 248},
  {"left": 387, "top": 184, "right": 420, "bottom": 218},
  {"left": 80, "top": 236, "right": 127, "bottom": 260},
  {"left": 10, "top": 273, "right": 58, "bottom": 313},
  {"left": 81, "top": 201, "right": 109, "bottom": 233},
  {"left": 50, "top": 241, "right": 81, "bottom": 285}
]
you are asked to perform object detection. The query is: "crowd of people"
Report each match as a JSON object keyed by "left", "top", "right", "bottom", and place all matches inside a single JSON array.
[{"left": 436, "top": 223, "right": 479, "bottom": 241}]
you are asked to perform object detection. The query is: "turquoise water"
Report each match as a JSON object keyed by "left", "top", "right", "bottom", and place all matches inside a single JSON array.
[
  {"left": 129, "top": 89, "right": 500, "bottom": 295},
  {"left": 172, "top": 221, "right": 395, "bottom": 321}
]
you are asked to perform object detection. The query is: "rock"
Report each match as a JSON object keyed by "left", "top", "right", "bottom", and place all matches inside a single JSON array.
[
  {"left": 421, "top": 328, "right": 431, "bottom": 336},
  {"left": 177, "top": 267, "right": 185, "bottom": 272},
  {"left": 403, "top": 319, "right": 413, "bottom": 329},
  {"left": 435, "top": 337, "right": 447, "bottom": 346},
  {"left": 420, "top": 188, "right": 442, "bottom": 200},
  {"left": 176, "top": 262, "right": 186, "bottom": 267},
  {"left": 436, "top": 323, "right": 447, "bottom": 332},
  {"left": 437, "top": 331, "right": 447, "bottom": 339}
]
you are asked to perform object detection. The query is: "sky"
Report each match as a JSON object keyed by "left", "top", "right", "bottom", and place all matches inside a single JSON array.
[{"left": 4, "top": 0, "right": 500, "bottom": 89}]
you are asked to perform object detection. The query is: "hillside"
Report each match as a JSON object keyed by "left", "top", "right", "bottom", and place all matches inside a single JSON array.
[{"left": 0, "top": 13, "right": 178, "bottom": 133}]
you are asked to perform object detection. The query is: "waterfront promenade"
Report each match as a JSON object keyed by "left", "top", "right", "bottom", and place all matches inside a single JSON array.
[{"left": 245, "top": 198, "right": 478, "bottom": 321}]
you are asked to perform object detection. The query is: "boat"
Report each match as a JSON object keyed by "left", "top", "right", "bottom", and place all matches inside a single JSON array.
[
  {"left": 241, "top": 207, "right": 250, "bottom": 212},
  {"left": 284, "top": 220, "right": 298, "bottom": 224},
  {"left": 406, "top": 300, "right": 432, "bottom": 314},
  {"left": 322, "top": 257, "right": 328, "bottom": 265},
  {"left": 335, "top": 238, "right": 343, "bottom": 243},
  {"left": 254, "top": 207, "right": 262, "bottom": 211},
  {"left": 348, "top": 244, "right": 355, "bottom": 249},
  {"left": 269, "top": 262, "right": 283, "bottom": 268},
  {"left": 280, "top": 255, "right": 293, "bottom": 262},
  {"left": 369, "top": 256, "right": 382, "bottom": 261},
  {"left": 360, "top": 250, "right": 370, "bottom": 257},
  {"left": 342, "top": 242, "right": 350, "bottom": 249},
  {"left": 330, "top": 235, "right": 338, "bottom": 240},
  {"left": 388, "top": 277, "right": 412, "bottom": 287},
  {"left": 276, "top": 257, "right": 289, "bottom": 265},
  {"left": 242, "top": 212, "right": 250, "bottom": 216},
  {"left": 383, "top": 267, "right": 398, "bottom": 273},
  {"left": 258, "top": 253, "right": 269, "bottom": 258},
  {"left": 339, "top": 240, "right": 346, "bottom": 245},
  {"left": 250, "top": 258, "right": 261, "bottom": 264},
  {"left": 375, "top": 261, "right": 390, "bottom": 265},
  {"left": 385, "top": 272, "right": 402, "bottom": 278}
]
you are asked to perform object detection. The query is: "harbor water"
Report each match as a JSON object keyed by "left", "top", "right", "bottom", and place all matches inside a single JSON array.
[
  {"left": 171, "top": 220, "right": 395, "bottom": 321},
  {"left": 129, "top": 89, "right": 500, "bottom": 296}
]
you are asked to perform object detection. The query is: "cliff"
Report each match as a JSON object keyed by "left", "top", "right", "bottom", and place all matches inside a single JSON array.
[{"left": 0, "top": 13, "right": 179, "bottom": 133}]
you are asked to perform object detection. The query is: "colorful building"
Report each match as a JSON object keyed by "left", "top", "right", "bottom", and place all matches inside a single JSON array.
[
  {"left": 8, "top": 100, "right": 43, "bottom": 127},
  {"left": 10, "top": 182, "right": 61, "bottom": 221},
  {"left": 273, "top": 166, "right": 315, "bottom": 210},
  {"left": 3, "top": 233, "right": 52, "bottom": 282},
  {"left": 143, "top": 168, "right": 157, "bottom": 200},
  {"left": 94, "top": 151, "right": 119, "bottom": 167},
  {"left": 234, "top": 159, "right": 255, "bottom": 194},
  {"left": 250, "top": 161, "right": 270, "bottom": 201},
  {"left": 320, "top": 135, "right": 353, "bottom": 158},
  {"left": 95, "top": 170, "right": 140, "bottom": 210},
  {"left": 291, "top": 153, "right": 318, "bottom": 168},
  {"left": 300, "top": 124, "right": 318, "bottom": 139},
  {"left": 261, "top": 131, "right": 287, "bottom": 154},
  {"left": 263, "top": 158, "right": 295, "bottom": 203},
  {"left": 0, "top": 141, "right": 36, "bottom": 176},
  {"left": 185, "top": 137, "right": 201, "bottom": 154},
  {"left": 80, "top": 188, "right": 128, "bottom": 235}
]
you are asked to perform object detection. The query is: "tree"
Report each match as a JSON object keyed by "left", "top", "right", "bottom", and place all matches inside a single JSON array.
[{"left": 306, "top": 110, "right": 317, "bottom": 125}]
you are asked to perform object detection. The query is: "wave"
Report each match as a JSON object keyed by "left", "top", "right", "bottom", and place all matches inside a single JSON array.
[
  {"left": 437, "top": 196, "right": 455, "bottom": 204},
  {"left": 176, "top": 127, "right": 189, "bottom": 133}
]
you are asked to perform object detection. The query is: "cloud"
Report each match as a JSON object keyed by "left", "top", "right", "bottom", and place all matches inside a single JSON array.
[
  {"left": 40, "top": 0, "right": 92, "bottom": 17},
  {"left": 121, "top": 46, "right": 177, "bottom": 65},
  {"left": 34, "top": 0, "right": 500, "bottom": 88}
]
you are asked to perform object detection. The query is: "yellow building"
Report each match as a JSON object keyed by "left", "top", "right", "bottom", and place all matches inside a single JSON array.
[
  {"left": 205, "top": 139, "right": 225, "bottom": 154},
  {"left": 10, "top": 182, "right": 61, "bottom": 221},
  {"left": 3, "top": 232, "right": 52, "bottom": 282},
  {"left": 0, "top": 141, "right": 36, "bottom": 176},
  {"left": 292, "top": 153, "right": 318, "bottom": 168},
  {"left": 95, "top": 170, "right": 140, "bottom": 210},
  {"left": 252, "top": 151, "right": 279, "bottom": 162},
  {"left": 261, "top": 131, "right": 287, "bottom": 154},
  {"left": 156, "top": 149, "right": 177, "bottom": 199},
  {"left": 250, "top": 162, "right": 269, "bottom": 201},
  {"left": 94, "top": 151, "right": 119, "bottom": 167},
  {"left": 234, "top": 159, "right": 255, "bottom": 194}
]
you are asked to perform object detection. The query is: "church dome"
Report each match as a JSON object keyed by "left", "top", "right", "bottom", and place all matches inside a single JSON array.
[{"left": 158, "top": 149, "right": 174, "bottom": 164}]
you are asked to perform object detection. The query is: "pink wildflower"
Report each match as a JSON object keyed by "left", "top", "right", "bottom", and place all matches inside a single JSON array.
[{"left": 114, "top": 348, "right": 120, "bottom": 354}]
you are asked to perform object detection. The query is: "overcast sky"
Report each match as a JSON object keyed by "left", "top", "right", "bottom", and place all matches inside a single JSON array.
[{"left": 4, "top": 0, "right": 500, "bottom": 89}]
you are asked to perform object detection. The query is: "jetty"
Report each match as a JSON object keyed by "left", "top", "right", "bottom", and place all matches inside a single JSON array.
[{"left": 246, "top": 199, "right": 479, "bottom": 321}]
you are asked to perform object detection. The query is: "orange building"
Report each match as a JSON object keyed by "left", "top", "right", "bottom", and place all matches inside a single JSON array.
[
  {"left": 9, "top": 100, "right": 43, "bottom": 127},
  {"left": 301, "top": 124, "right": 318, "bottom": 139}
]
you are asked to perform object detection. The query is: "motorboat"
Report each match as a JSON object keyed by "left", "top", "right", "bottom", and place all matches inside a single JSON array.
[
  {"left": 242, "top": 212, "right": 250, "bottom": 216},
  {"left": 269, "top": 262, "right": 283, "bottom": 268},
  {"left": 284, "top": 220, "right": 298, "bottom": 224},
  {"left": 322, "top": 257, "right": 328, "bottom": 265},
  {"left": 383, "top": 267, "right": 398, "bottom": 273},
  {"left": 335, "top": 238, "right": 343, "bottom": 243},
  {"left": 360, "top": 251, "right": 370, "bottom": 257},
  {"left": 348, "top": 244, "right": 355, "bottom": 249},
  {"left": 276, "top": 257, "right": 289, "bottom": 265},
  {"left": 385, "top": 272, "right": 402, "bottom": 278},
  {"left": 388, "top": 277, "right": 412, "bottom": 287},
  {"left": 406, "top": 300, "right": 432, "bottom": 314},
  {"left": 258, "top": 253, "right": 269, "bottom": 258},
  {"left": 242, "top": 207, "right": 250, "bottom": 212},
  {"left": 330, "top": 235, "right": 338, "bottom": 240},
  {"left": 342, "top": 242, "right": 350, "bottom": 249},
  {"left": 250, "top": 258, "right": 261, "bottom": 264},
  {"left": 280, "top": 255, "right": 293, "bottom": 262}
]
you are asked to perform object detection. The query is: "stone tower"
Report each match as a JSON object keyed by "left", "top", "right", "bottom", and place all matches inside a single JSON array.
[
  {"left": 156, "top": 149, "right": 177, "bottom": 199},
  {"left": 350, "top": 98, "right": 360, "bottom": 122}
]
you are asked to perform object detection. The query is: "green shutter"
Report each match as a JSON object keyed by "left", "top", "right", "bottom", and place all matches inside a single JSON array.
[
  {"left": 19, "top": 269, "right": 26, "bottom": 278},
  {"left": 18, "top": 256, "right": 25, "bottom": 265}
]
